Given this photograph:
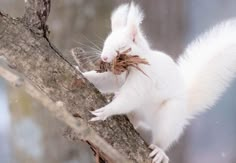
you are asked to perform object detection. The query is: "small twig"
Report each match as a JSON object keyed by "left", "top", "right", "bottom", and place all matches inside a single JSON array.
[
  {"left": 71, "top": 47, "right": 98, "bottom": 71},
  {"left": 87, "top": 141, "right": 107, "bottom": 163}
]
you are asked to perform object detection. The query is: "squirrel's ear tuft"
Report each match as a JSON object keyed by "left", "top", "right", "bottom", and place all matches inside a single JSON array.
[
  {"left": 126, "top": 2, "right": 144, "bottom": 42},
  {"left": 111, "top": 3, "right": 129, "bottom": 31}
]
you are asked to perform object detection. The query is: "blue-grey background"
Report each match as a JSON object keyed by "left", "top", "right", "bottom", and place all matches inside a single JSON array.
[{"left": 0, "top": 0, "right": 236, "bottom": 163}]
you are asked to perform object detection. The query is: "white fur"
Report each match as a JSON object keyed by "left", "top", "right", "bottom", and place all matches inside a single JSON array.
[
  {"left": 83, "top": 71, "right": 126, "bottom": 93},
  {"left": 178, "top": 19, "right": 236, "bottom": 117},
  {"left": 83, "top": 3, "right": 236, "bottom": 163},
  {"left": 111, "top": 4, "right": 129, "bottom": 31},
  {"left": 126, "top": 2, "right": 144, "bottom": 28}
]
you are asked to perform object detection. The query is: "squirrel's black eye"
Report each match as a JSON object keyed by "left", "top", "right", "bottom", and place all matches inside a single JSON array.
[{"left": 132, "top": 37, "right": 136, "bottom": 43}]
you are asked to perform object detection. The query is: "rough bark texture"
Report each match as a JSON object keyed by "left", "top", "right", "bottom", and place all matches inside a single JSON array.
[
  {"left": 23, "top": 0, "right": 51, "bottom": 36},
  {"left": 0, "top": 57, "right": 127, "bottom": 163},
  {"left": 0, "top": 1, "right": 152, "bottom": 162}
]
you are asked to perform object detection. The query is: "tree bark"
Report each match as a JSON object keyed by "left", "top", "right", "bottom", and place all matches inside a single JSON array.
[{"left": 0, "top": 1, "right": 151, "bottom": 162}]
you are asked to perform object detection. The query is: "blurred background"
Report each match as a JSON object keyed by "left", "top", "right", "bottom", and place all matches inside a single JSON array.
[{"left": 0, "top": 0, "right": 236, "bottom": 163}]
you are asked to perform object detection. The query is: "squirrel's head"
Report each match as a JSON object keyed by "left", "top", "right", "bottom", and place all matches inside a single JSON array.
[{"left": 101, "top": 2, "right": 149, "bottom": 63}]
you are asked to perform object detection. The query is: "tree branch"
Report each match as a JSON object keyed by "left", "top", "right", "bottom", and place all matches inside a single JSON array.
[
  {"left": 0, "top": 1, "right": 152, "bottom": 162},
  {"left": 23, "top": 0, "right": 50, "bottom": 36},
  {"left": 0, "top": 57, "right": 128, "bottom": 163}
]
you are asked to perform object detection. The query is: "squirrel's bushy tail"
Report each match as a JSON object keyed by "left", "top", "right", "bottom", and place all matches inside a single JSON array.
[{"left": 178, "top": 19, "right": 236, "bottom": 117}]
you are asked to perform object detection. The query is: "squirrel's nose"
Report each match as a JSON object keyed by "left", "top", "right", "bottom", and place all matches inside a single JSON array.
[{"left": 102, "top": 56, "right": 108, "bottom": 62}]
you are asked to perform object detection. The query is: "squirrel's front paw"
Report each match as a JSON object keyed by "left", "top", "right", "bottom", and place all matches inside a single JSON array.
[
  {"left": 149, "top": 144, "right": 169, "bottom": 163},
  {"left": 90, "top": 107, "right": 111, "bottom": 121}
]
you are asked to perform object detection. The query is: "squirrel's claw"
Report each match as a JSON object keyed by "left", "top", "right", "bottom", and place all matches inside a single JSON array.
[
  {"left": 149, "top": 144, "right": 169, "bottom": 163},
  {"left": 89, "top": 107, "right": 110, "bottom": 121}
]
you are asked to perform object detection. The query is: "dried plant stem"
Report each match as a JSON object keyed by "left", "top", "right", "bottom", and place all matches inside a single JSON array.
[{"left": 97, "top": 48, "right": 149, "bottom": 76}]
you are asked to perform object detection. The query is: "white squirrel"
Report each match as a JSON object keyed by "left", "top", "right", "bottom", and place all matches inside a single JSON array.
[{"left": 81, "top": 2, "right": 236, "bottom": 163}]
